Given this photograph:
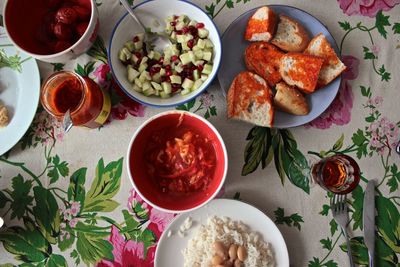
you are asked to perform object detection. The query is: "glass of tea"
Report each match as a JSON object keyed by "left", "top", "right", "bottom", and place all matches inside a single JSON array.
[{"left": 290, "top": 154, "right": 361, "bottom": 194}]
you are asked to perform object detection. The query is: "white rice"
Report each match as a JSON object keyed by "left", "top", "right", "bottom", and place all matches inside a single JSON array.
[{"left": 183, "top": 216, "right": 275, "bottom": 267}]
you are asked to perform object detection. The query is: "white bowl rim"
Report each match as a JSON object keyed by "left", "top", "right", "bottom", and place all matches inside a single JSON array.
[
  {"left": 2, "top": 0, "right": 97, "bottom": 59},
  {"left": 108, "top": 0, "right": 222, "bottom": 108},
  {"left": 126, "top": 110, "right": 228, "bottom": 213}
]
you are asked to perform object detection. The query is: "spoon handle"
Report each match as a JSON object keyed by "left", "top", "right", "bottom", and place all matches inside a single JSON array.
[{"left": 120, "top": 0, "right": 147, "bottom": 31}]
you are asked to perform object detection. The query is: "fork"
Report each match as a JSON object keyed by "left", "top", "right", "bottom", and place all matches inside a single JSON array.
[{"left": 331, "top": 194, "right": 355, "bottom": 267}]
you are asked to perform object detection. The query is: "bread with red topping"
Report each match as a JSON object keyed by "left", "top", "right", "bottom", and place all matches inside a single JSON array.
[
  {"left": 245, "top": 6, "right": 278, "bottom": 42},
  {"left": 227, "top": 71, "right": 274, "bottom": 127},
  {"left": 244, "top": 42, "right": 284, "bottom": 86},
  {"left": 279, "top": 53, "right": 324, "bottom": 93},
  {"left": 271, "top": 15, "right": 310, "bottom": 52}
]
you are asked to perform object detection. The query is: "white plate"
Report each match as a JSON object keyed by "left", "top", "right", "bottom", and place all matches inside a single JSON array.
[
  {"left": 155, "top": 199, "right": 289, "bottom": 267},
  {"left": 0, "top": 27, "right": 40, "bottom": 155}
]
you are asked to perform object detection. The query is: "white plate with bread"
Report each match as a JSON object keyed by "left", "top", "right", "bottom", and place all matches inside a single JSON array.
[{"left": 219, "top": 5, "right": 345, "bottom": 128}]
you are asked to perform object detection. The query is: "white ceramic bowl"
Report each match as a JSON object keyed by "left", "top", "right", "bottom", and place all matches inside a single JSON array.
[
  {"left": 3, "top": 0, "right": 99, "bottom": 63},
  {"left": 108, "top": 0, "right": 222, "bottom": 107}
]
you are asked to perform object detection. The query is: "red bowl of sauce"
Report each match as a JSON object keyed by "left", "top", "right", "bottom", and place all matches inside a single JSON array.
[{"left": 127, "top": 111, "right": 228, "bottom": 213}]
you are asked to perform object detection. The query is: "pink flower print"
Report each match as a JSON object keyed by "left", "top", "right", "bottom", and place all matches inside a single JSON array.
[
  {"left": 149, "top": 208, "right": 175, "bottom": 232},
  {"left": 96, "top": 226, "right": 154, "bottom": 267},
  {"left": 69, "top": 218, "right": 78, "bottom": 228},
  {"left": 70, "top": 201, "right": 81, "bottom": 216},
  {"left": 306, "top": 55, "right": 358, "bottom": 129},
  {"left": 93, "top": 63, "right": 111, "bottom": 88},
  {"left": 127, "top": 188, "right": 148, "bottom": 212},
  {"left": 371, "top": 44, "right": 380, "bottom": 57},
  {"left": 200, "top": 92, "right": 214, "bottom": 109},
  {"left": 338, "top": 0, "right": 400, "bottom": 17},
  {"left": 367, "top": 116, "right": 399, "bottom": 155}
]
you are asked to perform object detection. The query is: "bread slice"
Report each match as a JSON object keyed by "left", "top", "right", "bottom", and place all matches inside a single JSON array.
[
  {"left": 274, "top": 82, "right": 310, "bottom": 115},
  {"left": 244, "top": 42, "right": 284, "bottom": 86},
  {"left": 304, "top": 33, "right": 346, "bottom": 86},
  {"left": 279, "top": 53, "right": 324, "bottom": 93},
  {"left": 227, "top": 71, "right": 274, "bottom": 127},
  {"left": 245, "top": 6, "right": 277, "bottom": 42},
  {"left": 271, "top": 15, "right": 310, "bottom": 52}
]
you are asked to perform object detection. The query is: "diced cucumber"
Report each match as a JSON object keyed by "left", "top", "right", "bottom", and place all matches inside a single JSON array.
[
  {"left": 160, "top": 68, "right": 166, "bottom": 76},
  {"left": 193, "top": 70, "right": 200, "bottom": 81},
  {"left": 166, "top": 23, "right": 174, "bottom": 34},
  {"left": 151, "top": 82, "right": 162, "bottom": 91},
  {"left": 188, "top": 51, "right": 196, "bottom": 64},
  {"left": 177, "top": 15, "right": 188, "bottom": 23},
  {"left": 131, "top": 54, "right": 140, "bottom": 64},
  {"left": 138, "top": 63, "right": 148, "bottom": 73},
  {"left": 134, "top": 41, "right": 143, "bottom": 50},
  {"left": 162, "top": 82, "right": 172, "bottom": 94},
  {"left": 182, "top": 78, "right": 194, "bottom": 90},
  {"left": 148, "top": 51, "right": 155, "bottom": 59},
  {"left": 175, "top": 63, "right": 183, "bottom": 73},
  {"left": 153, "top": 73, "right": 162, "bottom": 83},
  {"left": 153, "top": 51, "right": 162, "bottom": 61},
  {"left": 170, "top": 31, "right": 177, "bottom": 40},
  {"left": 176, "top": 34, "right": 186, "bottom": 44},
  {"left": 143, "top": 88, "right": 155, "bottom": 96},
  {"left": 188, "top": 20, "right": 197, "bottom": 26},
  {"left": 202, "top": 51, "right": 212, "bottom": 61},
  {"left": 118, "top": 47, "right": 131, "bottom": 62},
  {"left": 205, "top": 39, "right": 214, "bottom": 48},
  {"left": 134, "top": 78, "right": 142, "bottom": 87},
  {"left": 165, "top": 16, "right": 174, "bottom": 23},
  {"left": 192, "top": 79, "right": 203, "bottom": 91},
  {"left": 142, "top": 81, "right": 151, "bottom": 91},
  {"left": 124, "top": 41, "right": 135, "bottom": 52},
  {"left": 198, "top": 28, "right": 209, "bottom": 38},
  {"left": 170, "top": 75, "right": 182, "bottom": 84},
  {"left": 139, "top": 71, "right": 151, "bottom": 82},
  {"left": 132, "top": 84, "right": 142, "bottom": 92},
  {"left": 141, "top": 56, "right": 149, "bottom": 64},
  {"left": 194, "top": 60, "right": 205, "bottom": 66},
  {"left": 175, "top": 21, "right": 185, "bottom": 30},
  {"left": 194, "top": 50, "right": 203, "bottom": 60},
  {"left": 181, "top": 88, "right": 191, "bottom": 95},
  {"left": 181, "top": 42, "right": 190, "bottom": 51},
  {"left": 160, "top": 91, "right": 171, "bottom": 98},
  {"left": 127, "top": 65, "right": 140, "bottom": 82},
  {"left": 202, "top": 64, "right": 213, "bottom": 75},
  {"left": 201, "top": 74, "right": 208, "bottom": 81},
  {"left": 154, "top": 90, "right": 160, "bottom": 96},
  {"left": 192, "top": 45, "right": 201, "bottom": 51},
  {"left": 197, "top": 39, "right": 206, "bottom": 49},
  {"left": 136, "top": 33, "right": 145, "bottom": 41},
  {"left": 180, "top": 53, "right": 191, "bottom": 65},
  {"left": 171, "top": 45, "right": 180, "bottom": 56},
  {"left": 185, "top": 34, "right": 194, "bottom": 42}
]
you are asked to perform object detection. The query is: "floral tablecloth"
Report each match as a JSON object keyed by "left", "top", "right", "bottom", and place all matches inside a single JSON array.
[{"left": 0, "top": 0, "right": 399, "bottom": 266}]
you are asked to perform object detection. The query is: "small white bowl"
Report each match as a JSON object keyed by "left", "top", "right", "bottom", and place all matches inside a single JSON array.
[
  {"left": 3, "top": 0, "right": 99, "bottom": 63},
  {"left": 108, "top": 0, "right": 222, "bottom": 107}
]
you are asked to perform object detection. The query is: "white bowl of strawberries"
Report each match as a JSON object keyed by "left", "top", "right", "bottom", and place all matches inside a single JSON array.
[{"left": 4, "top": 0, "right": 99, "bottom": 63}]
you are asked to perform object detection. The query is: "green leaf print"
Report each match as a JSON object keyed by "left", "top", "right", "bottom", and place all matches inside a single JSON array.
[
  {"left": 242, "top": 127, "right": 272, "bottom": 175},
  {"left": 33, "top": 187, "right": 61, "bottom": 244},
  {"left": 10, "top": 175, "right": 33, "bottom": 220},
  {"left": 338, "top": 21, "right": 351, "bottom": 31},
  {"left": 351, "top": 129, "right": 368, "bottom": 159},
  {"left": 350, "top": 185, "right": 364, "bottom": 231},
  {"left": 86, "top": 36, "right": 108, "bottom": 63},
  {"left": 360, "top": 86, "right": 371, "bottom": 97},
  {"left": 226, "top": 0, "right": 234, "bottom": 8},
  {"left": 68, "top": 168, "right": 86, "bottom": 205},
  {"left": 387, "top": 164, "right": 400, "bottom": 193},
  {"left": 0, "top": 191, "right": 10, "bottom": 208},
  {"left": 376, "top": 195, "right": 400, "bottom": 253},
  {"left": 323, "top": 260, "right": 338, "bottom": 267},
  {"left": 332, "top": 134, "right": 344, "bottom": 151},
  {"left": 0, "top": 226, "right": 50, "bottom": 263},
  {"left": 57, "top": 225, "right": 75, "bottom": 252},
  {"left": 46, "top": 254, "right": 67, "bottom": 267},
  {"left": 47, "top": 155, "right": 69, "bottom": 184},
  {"left": 83, "top": 158, "right": 123, "bottom": 212},
  {"left": 74, "top": 61, "right": 96, "bottom": 77},
  {"left": 363, "top": 46, "right": 376, "bottom": 59},
  {"left": 308, "top": 257, "right": 322, "bottom": 267},
  {"left": 176, "top": 98, "right": 196, "bottom": 111},
  {"left": 393, "top": 22, "right": 400, "bottom": 34},
  {"left": 320, "top": 204, "right": 330, "bottom": 216},
  {"left": 329, "top": 219, "right": 338, "bottom": 236},
  {"left": 274, "top": 207, "right": 304, "bottom": 230},
  {"left": 375, "top": 11, "right": 391, "bottom": 39},
  {"left": 51, "top": 63, "right": 65, "bottom": 72},
  {"left": 320, "top": 238, "right": 333, "bottom": 250},
  {"left": 75, "top": 222, "right": 113, "bottom": 265}
]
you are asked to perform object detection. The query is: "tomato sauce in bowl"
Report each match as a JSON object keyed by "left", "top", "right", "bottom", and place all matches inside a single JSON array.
[
  {"left": 128, "top": 111, "right": 227, "bottom": 213},
  {"left": 146, "top": 128, "right": 216, "bottom": 193}
]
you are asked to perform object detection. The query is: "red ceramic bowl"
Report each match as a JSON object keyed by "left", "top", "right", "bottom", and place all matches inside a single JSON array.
[{"left": 127, "top": 111, "right": 228, "bottom": 213}]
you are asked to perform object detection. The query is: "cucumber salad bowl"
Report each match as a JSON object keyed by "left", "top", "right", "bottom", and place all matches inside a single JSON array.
[{"left": 108, "top": 0, "right": 222, "bottom": 107}]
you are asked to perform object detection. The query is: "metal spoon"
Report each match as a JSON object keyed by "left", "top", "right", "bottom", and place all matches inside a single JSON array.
[
  {"left": 63, "top": 109, "right": 73, "bottom": 133},
  {"left": 120, "top": 0, "right": 171, "bottom": 53}
]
